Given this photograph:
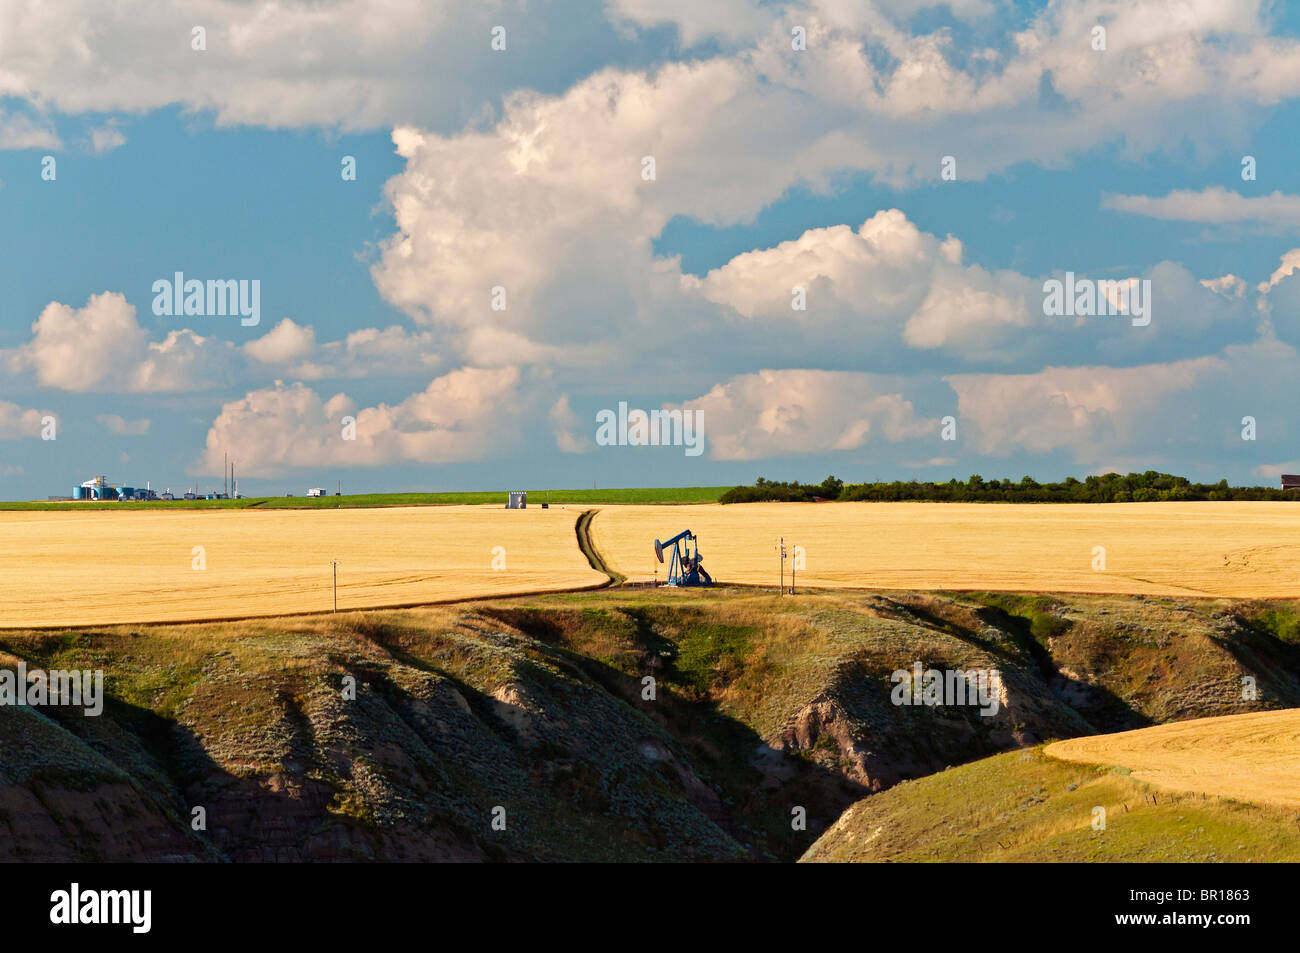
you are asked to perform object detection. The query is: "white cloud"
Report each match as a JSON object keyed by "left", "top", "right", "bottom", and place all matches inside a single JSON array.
[
  {"left": 87, "top": 122, "right": 125, "bottom": 154},
  {"left": 1259, "top": 248, "right": 1300, "bottom": 293},
  {"left": 244, "top": 318, "right": 316, "bottom": 365},
  {"left": 1254, "top": 461, "right": 1300, "bottom": 481},
  {"left": 96, "top": 413, "right": 151, "bottom": 436},
  {"left": 245, "top": 318, "right": 442, "bottom": 379},
  {"left": 197, "top": 366, "right": 523, "bottom": 476},
  {"left": 7, "top": 295, "right": 442, "bottom": 392},
  {"left": 549, "top": 394, "right": 592, "bottom": 453},
  {"left": 939, "top": 338, "right": 1300, "bottom": 466},
  {"left": 0, "top": 110, "right": 60, "bottom": 149},
  {"left": 1201, "top": 274, "right": 1246, "bottom": 298},
  {"left": 946, "top": 357, "right": 1220, "bottom": 458},
  {"left": 0, "top": 401, "right": 49, "bottom": 438},
  {"left": 675, "top": 369, "right": 933, "bottom": 460},
  {"left": 5, "top": 292, "right": 238, "bottom": 392},
  {"left": 1103, "top": 188, "right": 1300, "bottom": 228}
]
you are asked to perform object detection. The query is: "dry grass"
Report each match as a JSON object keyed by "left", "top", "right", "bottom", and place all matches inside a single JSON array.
[
  {"left": 591, "top": 501, "right": 1300, "bottom": 597},
  {"left": 1045, "top": 708, "right": 1300, "bottom": 809},
  {"left": 0, "top": 506, "right": 604, "bottom": 627}
]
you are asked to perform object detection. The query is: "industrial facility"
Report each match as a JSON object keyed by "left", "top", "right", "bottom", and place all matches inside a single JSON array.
[{"left": 63, "top": 476, "right": 229, "bottom": 502}]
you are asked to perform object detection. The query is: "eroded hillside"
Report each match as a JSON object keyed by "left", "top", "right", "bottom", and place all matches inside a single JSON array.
[{"left": 2, "top": 589, "right": 1297, "bottom": 861}]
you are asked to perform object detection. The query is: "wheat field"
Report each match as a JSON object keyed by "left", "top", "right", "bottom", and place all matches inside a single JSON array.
[
  {"left": 1045, "top": 708, "right": 1300, "bottom": 809},
  {"left": 0, "top": 505, "right": 605, "bottom": 627},
  {"left": 590, "top": 501, "right": 1300, "bottom": 597}
]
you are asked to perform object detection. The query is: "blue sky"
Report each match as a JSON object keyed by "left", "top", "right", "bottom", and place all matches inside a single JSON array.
[{"left": 2, "top": 0, "right": 1300, "bottom": 498}]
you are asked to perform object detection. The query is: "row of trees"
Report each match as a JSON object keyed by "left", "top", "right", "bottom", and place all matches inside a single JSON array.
[{"left": 720, "top": 472, "right": 1299, "bottom": 504}]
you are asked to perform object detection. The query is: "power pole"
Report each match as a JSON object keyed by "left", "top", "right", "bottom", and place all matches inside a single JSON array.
[
  {"left": 331, "top": 561, "right": 339, "bottom": 613},
  {"left": 777, "top": 537, "right": 787, "bottom": 595}
]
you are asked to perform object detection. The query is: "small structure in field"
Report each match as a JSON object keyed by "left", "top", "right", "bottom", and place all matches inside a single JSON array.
[
  {"left": 1283, "top": 474, "right": 1300, "bottom": 491},
  {"left": 506, "top": 490, "right": 527, "bottom": 509}
]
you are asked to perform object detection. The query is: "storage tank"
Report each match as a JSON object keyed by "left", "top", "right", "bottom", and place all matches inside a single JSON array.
[
  {"left": 118, "top": 487, "right": 134, "bottom": 500},
  {"left": 72, "top": 486, "right": 84, "bottom": 500}
]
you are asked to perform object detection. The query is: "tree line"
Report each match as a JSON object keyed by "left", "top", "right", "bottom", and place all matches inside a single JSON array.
[{"left": 719, "top": 472, "right": 1299, "bottom": 504}]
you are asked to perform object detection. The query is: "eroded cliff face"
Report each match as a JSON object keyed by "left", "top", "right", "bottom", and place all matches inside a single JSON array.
[{"left": 2, "top": 590, "right": 1294, "bottom": 862}]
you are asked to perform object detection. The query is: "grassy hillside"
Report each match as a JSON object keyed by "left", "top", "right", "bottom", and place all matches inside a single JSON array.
[
  {"left": 800, "top": 745, "right": 1300, "bottom": 862},
  {"left": 0, "top": 487, "right": 730, "bottom": 510},
  {"left": 2, "top": 587, "right": 1298, "bottom": 861}
]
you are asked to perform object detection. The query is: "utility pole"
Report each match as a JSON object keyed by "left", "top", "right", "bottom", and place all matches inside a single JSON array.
[
  {"left": 331, "top": 561, "right": 339, "bottom": 613},
  {"left": 777, "top": 537, "right": 787, "bottom": 595},
  {"left": 224, "top": 451, "right": 228, "bottom": 497}
]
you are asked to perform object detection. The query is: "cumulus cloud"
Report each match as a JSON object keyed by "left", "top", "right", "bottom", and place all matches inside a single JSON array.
[
  {"left": 946, "top": 358, "right": 1220, "bottom": 458},
  {"left": 244, "top": 318, "right": 442, "bottom": 379},
  {"left": 5, "top": 296, "right": 441, "bottom": 392},
  {"left": 5, "top": 292, "right": 238, "bottom": 392},
  {"left": 674, "top": 369, "right": 933, "bottom": 460},
  {"left": 364, "top": 0, "right": 1300, "bottom": 373},
  {"left": 943, "top": 337, "right": 1300, "bottom": 468},
  {"left": 244, "top": 318, "right": 316, "bottom": 365},
  {"left": 683, "top": 210, "right": 1254, "bottom": 369},
  {"left": 0, "top": 0, "right": 681, "bottom": 135},
  {"left": 197, "top": 366, "right": 522, "bottom": 476},
  {"left": 0, "top": 401, "right": 50, "bottom": 438}
]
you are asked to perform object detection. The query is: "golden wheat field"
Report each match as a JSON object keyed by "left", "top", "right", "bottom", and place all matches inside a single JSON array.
[
  {"left": 1045, "top": 709, "right": 1300, "bottom": 809},
  {"left": 0, "top": 506, "right": 604, "bottom": 628},
  {"left": 590, "top": 501, "right": 1300, "bottom": 597}
]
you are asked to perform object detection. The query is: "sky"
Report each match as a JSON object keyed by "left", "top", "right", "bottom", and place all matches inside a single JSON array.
[{"left": 2, "top": 0, "right": 1300, "bottom": 498}]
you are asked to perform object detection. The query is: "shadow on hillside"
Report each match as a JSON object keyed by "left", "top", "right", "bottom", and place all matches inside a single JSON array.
[{"left": 473, "top": 605, "right": 867, "bottom": 861}]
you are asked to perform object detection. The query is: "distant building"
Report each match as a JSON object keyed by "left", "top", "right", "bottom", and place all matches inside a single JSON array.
[
  {"left": 307, "top": 487, "right": 327, "bottom": 497},
  {"left": 506, "top": 490, "right": 527, "bottom": 509},
  {"left": 1283, "top": 474, "right": 1300, "bottom": 491}
]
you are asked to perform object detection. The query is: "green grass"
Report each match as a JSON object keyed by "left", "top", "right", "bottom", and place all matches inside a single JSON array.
[
  {"left": 802, "top": 746, "right": 1300, "bottom": 862},
  {"left": 968, "top": 592, "right": 1070, "bottom": 648},
  {"left": 1243, "top": 603, "right": 1300, "bottom": 646},
  {"left": 671, "top": 621, "right": 760, "bottom": 696},
  {"left": 1, "top": 487, "right": 731, "bottom": 510}
]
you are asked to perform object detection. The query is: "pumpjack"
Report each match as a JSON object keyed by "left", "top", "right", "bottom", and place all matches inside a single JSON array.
[{"left": 654, "top": 529, "right": 713, "bottom": 586}]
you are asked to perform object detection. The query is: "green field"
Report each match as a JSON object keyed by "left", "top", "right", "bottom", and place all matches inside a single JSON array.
[{"left": 1, "top": 486, "right": 731, "bottom": 510}]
